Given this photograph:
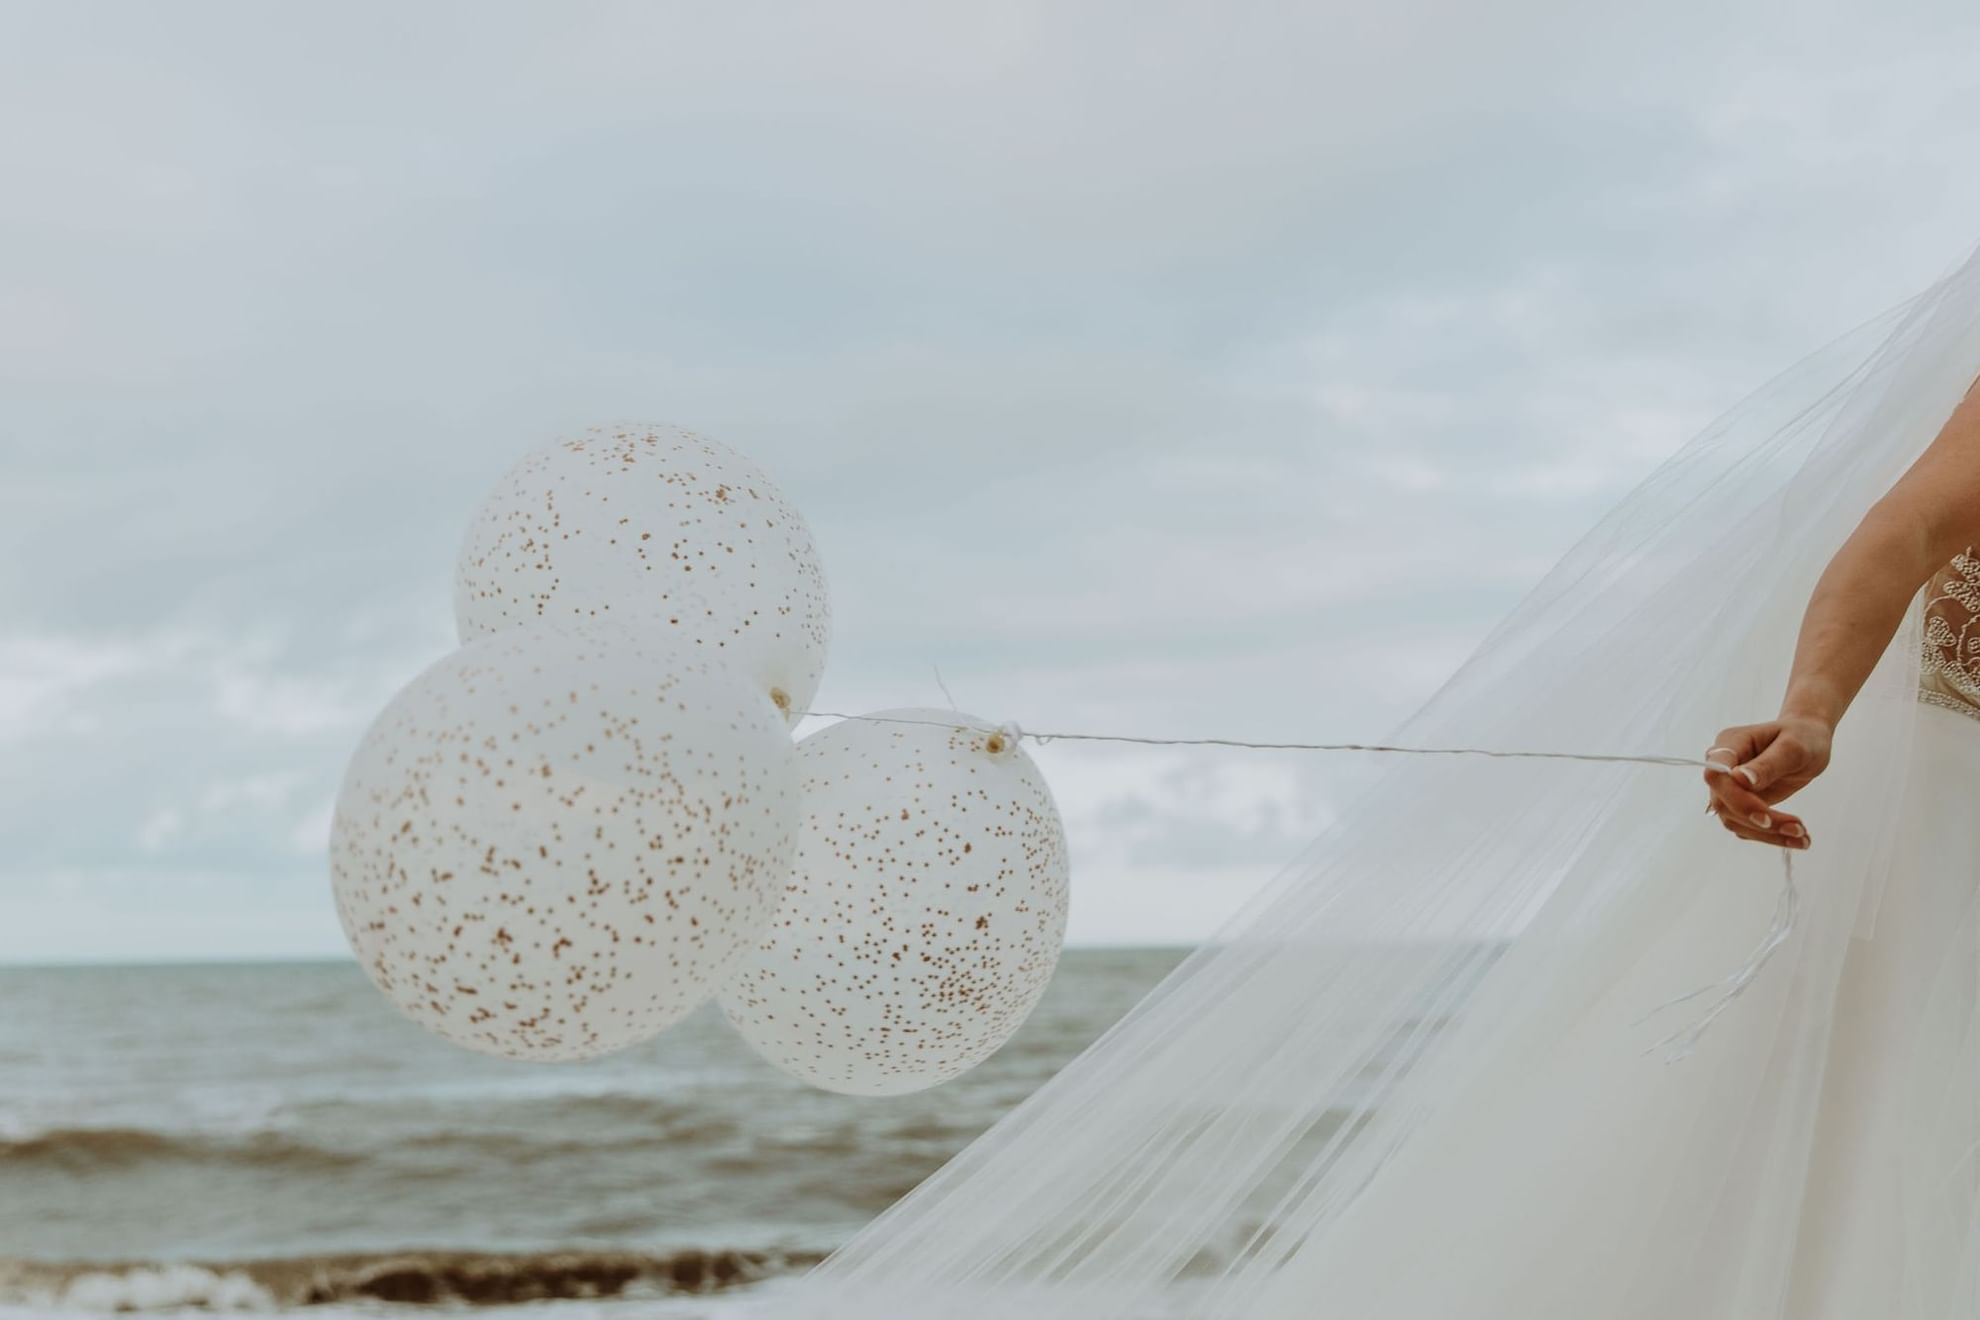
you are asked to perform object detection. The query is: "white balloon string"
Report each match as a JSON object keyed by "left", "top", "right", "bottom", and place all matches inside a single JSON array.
[
  {"left": 1631, "top": 846, "right": 1800, "bottom": 1062},
  {"left": 794, "top": 707, "right": 1800, "bottom": 1062},
  {"left": 930, "top": 664, "right": 962, "bottom": 711},
  {"left": 795, "top": 709, "right": 1709, "bottom": 767}
]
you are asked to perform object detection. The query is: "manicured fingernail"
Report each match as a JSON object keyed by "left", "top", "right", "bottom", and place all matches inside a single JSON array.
[
  {"left": 1750, "top": 812, "right": 1771, "bottom": 828},
  {"left": 1782, "top": 823, "right": 1804, "bottom": 838},
  {"left": 1736, "top": 766, "right": 1758, "bottom": 786}
]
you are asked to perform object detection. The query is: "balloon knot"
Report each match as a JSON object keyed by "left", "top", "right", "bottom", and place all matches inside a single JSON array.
[{"left": 984, "top": 722, "right": 1023, "bottom": 759}]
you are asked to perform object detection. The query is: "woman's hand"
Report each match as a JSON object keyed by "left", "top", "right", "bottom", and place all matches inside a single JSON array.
[{"left": 1701, "top": 715, "right": 1833, "bottom": 850}]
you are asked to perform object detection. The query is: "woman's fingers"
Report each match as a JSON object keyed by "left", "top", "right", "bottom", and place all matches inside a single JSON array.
[
  {"left": 1713, "top": 816, "right": 1810, "bottom": 849},
  {"left": 1703, "top": 762, "right": 1800, "bottom": 830},
  {"left": 1737, "top": 743, "right": 1796, "bottom": 795},
  {"left": 1701, "top": 728, "right": 1764, "bottom": 790},
  {"left": 1707, "top": 802, "right": 1810, "bottom": 849},
  {"left": 1703, "top": 724, "right": 1808, "bottom": 827},
  {"left": 1702, "top": 719, "right": 1825, "bottom": 849}
]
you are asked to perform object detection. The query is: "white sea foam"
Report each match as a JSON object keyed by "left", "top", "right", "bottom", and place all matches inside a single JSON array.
[{"left": 24, "top": 1265, "right": 276, "bottom": 1313}]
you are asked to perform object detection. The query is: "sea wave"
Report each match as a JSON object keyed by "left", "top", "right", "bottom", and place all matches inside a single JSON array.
[
  {"left": 0, "top": 1247, "right": 822, "bottom": 1311},
  {"left": 0, "top": 1127, "right": 365, "bottom": 1174},
  {"left": 0, "top": 1103, "right": 745, "bottom": 1173}
]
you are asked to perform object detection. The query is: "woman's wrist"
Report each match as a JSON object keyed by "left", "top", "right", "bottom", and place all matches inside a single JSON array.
[{"left": 1778, "top": 681, "right": 1844, "bottom": 732}]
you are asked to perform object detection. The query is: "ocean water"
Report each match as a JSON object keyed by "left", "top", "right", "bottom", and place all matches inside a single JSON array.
[{"left": 0, "top": 951, "right": 1187, "bottom": 1316}]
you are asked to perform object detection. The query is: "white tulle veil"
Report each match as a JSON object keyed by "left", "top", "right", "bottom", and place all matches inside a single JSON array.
[{"left": 743, "top": 237, "right": 1980, "bottom": 1319}]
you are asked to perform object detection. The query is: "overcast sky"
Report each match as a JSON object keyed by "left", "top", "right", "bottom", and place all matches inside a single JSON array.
[{"left": 6, "top": 1, "right": 1980, "bottom": 961}]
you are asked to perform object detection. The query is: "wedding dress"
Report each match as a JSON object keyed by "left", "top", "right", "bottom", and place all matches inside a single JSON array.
[
  {"left": 1228, "top": 558, "right": 1980, "bottom": 1318},
  {"left": 1780, "top": 551, "right": 1980, "bottom": 1316},
  {"left": 739, "top": 245, "right": 1980, "bottom": 1319}
]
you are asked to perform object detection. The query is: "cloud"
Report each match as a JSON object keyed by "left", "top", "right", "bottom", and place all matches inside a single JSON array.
[
  {"left": 135, "top": 808, "right": 185, "bottom": 853},
  {"left": 6, "top": 1, "right": 1980, "bottom": 959}
]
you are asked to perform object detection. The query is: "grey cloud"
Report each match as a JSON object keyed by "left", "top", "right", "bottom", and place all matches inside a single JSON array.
[{"left": 6, "top": 0, "right": 1980, "bottom": 958}]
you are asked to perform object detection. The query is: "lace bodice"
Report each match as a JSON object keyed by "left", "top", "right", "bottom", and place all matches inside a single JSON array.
[{"left": 1919, "top": 546, "right": 1980, "bottom": 720}]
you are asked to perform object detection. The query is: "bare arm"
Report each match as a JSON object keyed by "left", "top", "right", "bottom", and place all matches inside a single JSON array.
[{"left": 1704, "top": 375, "right": 1980, "bottom": 849}]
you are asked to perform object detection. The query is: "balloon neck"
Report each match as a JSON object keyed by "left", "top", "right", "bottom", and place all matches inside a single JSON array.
[
  {"left": 983, "top": 722, "right": 1023, "bottom": 760},
  {"left": 769, "top": 687, "right": 791, "bottom": 716}
]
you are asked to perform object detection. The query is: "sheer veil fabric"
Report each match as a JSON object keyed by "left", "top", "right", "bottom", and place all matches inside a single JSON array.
[{"left": 741, "top": 240, "right": 1980, "bottom": 1319}]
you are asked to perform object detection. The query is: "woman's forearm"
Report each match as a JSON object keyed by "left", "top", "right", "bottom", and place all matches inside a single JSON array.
[{"left": 1777, "top": 505, "right": 1938, "bottom": 731}]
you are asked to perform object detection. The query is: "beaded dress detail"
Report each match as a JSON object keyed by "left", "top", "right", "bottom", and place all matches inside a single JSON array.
[{"left": 1918, "top": 545, "right": 1980, "bottom": 720}]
